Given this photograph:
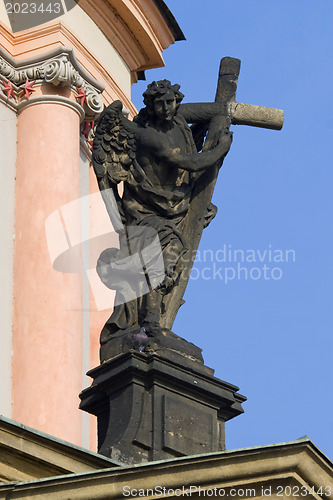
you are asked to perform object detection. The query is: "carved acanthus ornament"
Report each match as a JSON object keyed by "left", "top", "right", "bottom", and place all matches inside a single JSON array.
[{"left": 0, "top": 47, "right": 104, "bottom": 120}]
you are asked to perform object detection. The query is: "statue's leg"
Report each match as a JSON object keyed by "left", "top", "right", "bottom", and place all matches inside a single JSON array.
[
  {"left": 141, "top": 288, "right": 163, "bottom": 335},
  {"left": 163, "top": 239, "right": 184, "bottom": 286},
  {"left": 140, "top": 238, "right": 184, "bottom": 336}
]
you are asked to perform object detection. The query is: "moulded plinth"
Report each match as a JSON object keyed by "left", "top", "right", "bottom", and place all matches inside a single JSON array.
[{"left": 79, "top": 351, "right": 246, "bottom": 464}]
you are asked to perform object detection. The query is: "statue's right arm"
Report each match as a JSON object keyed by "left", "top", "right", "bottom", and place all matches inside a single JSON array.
[{"left": 138, "top": 128, "right": 232, "bottom": 172}]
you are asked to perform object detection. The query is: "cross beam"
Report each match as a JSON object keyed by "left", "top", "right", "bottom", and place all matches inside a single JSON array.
[
  {"left": 180, "top": 57, "right": 283, "bottom": 143},
  {"left": 209, "top": 56, "right": 284, "bottom": 136},
  {"left": 230, "top": 101, "right": 284, "bottom": 130}
]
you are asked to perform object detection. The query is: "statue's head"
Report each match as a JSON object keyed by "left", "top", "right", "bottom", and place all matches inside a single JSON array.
[{"left": 142, "top": 80, "right": 184, "bottom": 122}]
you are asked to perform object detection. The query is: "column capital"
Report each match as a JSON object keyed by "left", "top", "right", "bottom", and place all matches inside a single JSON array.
[{"left": 0, "top": 46, "right": 104, "bottom": 121}]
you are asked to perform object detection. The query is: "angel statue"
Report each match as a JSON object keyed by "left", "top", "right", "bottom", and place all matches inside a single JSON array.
[{"left": 92, "top": 79, "right": 233, "bottom": 362}]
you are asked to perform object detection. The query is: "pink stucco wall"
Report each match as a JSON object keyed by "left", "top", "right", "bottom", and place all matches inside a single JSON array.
[
  {"left": 12, "top": 102, "right": 83, "bottom": 444},
  {"left": 1, "top": 0, "right": 178, "bottom": 449}
]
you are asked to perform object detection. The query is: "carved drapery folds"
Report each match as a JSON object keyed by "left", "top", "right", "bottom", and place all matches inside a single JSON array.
[{"left": 0, "top": 46, "right": 104, "bottom": 121}]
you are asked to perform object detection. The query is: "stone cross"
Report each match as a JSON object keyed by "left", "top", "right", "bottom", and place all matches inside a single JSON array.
[
  {"left": 211, "top": 57, "right": 283, "bottom": 132},
  {"left": 161, "top": 57, "right": 284, "bottom": 330}
]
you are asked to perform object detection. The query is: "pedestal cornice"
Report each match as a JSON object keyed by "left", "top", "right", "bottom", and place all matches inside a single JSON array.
[{"left": 80, "top": 351, "right": 246, "bottom": 464}]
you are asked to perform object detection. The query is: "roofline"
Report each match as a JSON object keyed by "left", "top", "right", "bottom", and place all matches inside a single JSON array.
[
  {"left": 1, "top": 436, "right": 332, "bottom": 490},
  {"left": 153, "top": 0, "right": 186, "bottom": 41},
  {"left": 0, "top": 415, "right": 122, "bottom": 468}
]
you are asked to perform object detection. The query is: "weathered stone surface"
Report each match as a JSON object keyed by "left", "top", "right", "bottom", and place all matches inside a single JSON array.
[
  {"left": 99, "top": 326, "right": 204, "bottom": 364},
  {"left": 92, "top": 57, "right": 284, "bottom": 362},
  {"left": 0, "top": 416, "right": 119, "bottom": 483},
  {"left": 230, "top": 101, "right": 284, "bottom": 130},
  {"left": 93, "top": 79, "right": 233, "bottom": 362},
  {"left": 82, "top": 58, "right": 284, "bottom": 467},
  {"left": 79, "top": 351, "right": 246, "bottom": 464},
  {"left": 1, "top": 438, "right": 332, "bottom": 499}
]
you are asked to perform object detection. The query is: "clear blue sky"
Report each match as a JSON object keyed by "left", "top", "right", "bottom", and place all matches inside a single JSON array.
[{"left": 132, "top": 1, "right": 333, "bottom": 459}]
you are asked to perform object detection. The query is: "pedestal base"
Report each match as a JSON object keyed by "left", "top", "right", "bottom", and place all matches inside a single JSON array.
[
  {"left": 100, "top": 327, "right": 204, "bottom": 364},
  {"left": 79, "top": 351, "right": 246, "bottom": 465}
]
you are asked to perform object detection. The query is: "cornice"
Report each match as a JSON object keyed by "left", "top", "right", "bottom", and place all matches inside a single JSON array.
[
  {"left": 76, "top": 0, "right": 178, "bottom": 73},
  {"left": 0, "top": 440, "right": 332, "bottom": 498},
  {"left": 77, "top": 0, "right": 148, "bottom": 72},
  {"left": 0, "top": 416, "right": 120, "bottom": 483},
  {"left": 0, "top": 46, "right": 104, "bottom": 120},
  {"left": 0, "top": 20, "right": 137, "bottom": 116},
  {"left": 0, "top": 0, "right": 183, "bottom": 76}
]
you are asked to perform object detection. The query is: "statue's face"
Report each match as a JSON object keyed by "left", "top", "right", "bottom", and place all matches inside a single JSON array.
[{"left": 153, "top": 92, "right": 177, "bottom": 122}]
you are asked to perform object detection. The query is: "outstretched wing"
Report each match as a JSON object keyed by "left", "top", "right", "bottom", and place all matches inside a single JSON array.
[{"left": 92, "top": 100, "right": 138, "bottom": 230}]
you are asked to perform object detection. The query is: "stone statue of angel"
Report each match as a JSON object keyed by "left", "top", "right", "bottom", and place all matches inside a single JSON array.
[{"left": 92, "top": 79, "right": 232, "bottom": 361}]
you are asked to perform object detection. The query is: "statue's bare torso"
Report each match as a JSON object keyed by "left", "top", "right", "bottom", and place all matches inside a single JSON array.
[{"left": 136, "top": 117, "right": 190, "bottom": 192}]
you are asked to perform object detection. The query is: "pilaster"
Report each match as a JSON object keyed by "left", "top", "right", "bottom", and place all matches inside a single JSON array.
[
  {"left": 0, "top": 46, "right": 104, "bottom": 446},
  {"left": 0, "top": 45, "right": 104, "bottom": 121}
]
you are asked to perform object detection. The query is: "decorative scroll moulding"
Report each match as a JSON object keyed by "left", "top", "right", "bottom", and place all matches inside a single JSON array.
[{"left": 0, "top": 46, "right": 104, "bottom": 121}]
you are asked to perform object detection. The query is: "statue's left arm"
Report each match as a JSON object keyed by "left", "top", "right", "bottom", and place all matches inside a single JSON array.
[{"left": 139, "top": 127, "right": 232, "bottom": 173}]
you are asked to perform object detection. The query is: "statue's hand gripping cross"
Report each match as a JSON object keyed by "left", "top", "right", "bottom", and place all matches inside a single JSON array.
[
  {"left": 209, "top": 56, "right": 283, "bottom": 151},
  {"left": 181, "top": 57, "right": 284, "bottom": 150}
]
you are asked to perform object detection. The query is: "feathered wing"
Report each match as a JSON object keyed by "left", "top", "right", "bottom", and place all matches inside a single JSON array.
[{"left": 92, "top": 100, "right": 138, "bottom": 232}]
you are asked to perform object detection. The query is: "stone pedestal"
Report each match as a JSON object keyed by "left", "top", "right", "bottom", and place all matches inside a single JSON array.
[{"left": 79, "top": 351, "right": 246, "bottom": 464}]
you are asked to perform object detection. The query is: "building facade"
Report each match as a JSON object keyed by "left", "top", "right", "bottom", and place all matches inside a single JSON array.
[{"left": 0, "top": 0, "right": 183, "bottom": 451}]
